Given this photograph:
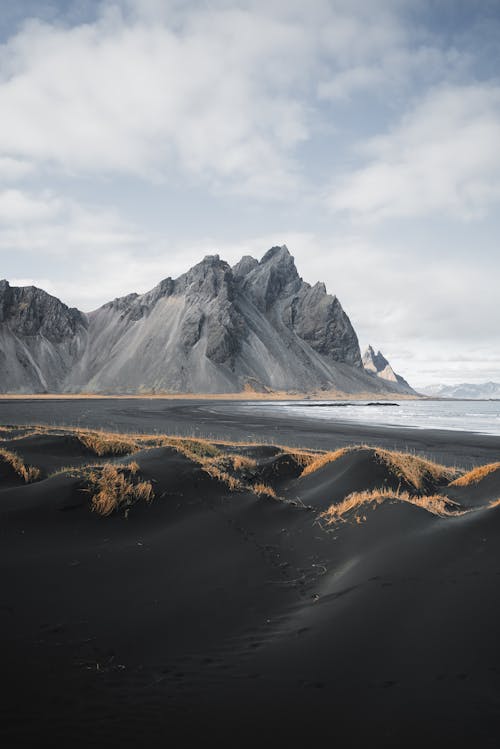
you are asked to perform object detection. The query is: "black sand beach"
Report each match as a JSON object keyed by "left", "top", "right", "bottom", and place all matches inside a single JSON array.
[
  {"left": 1, "top": 399, "right": 500, "bottom": 747},
  {"left": 1, "top": 396, "right": 499, "bottom": 466}
]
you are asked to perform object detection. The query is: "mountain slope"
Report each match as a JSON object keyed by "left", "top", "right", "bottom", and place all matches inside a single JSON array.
[
  {"left": 0, "top": 279, "right": 87, "bottom": 392},
  {"left": 0, "top": 247, "right": 414, "bottom": 395}
]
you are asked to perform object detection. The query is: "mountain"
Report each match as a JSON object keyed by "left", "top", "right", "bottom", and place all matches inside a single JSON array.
[
  {"left": 362, "top": 345, "right": 414, "bottom": 394},
  {"left": 421, "top": 382, "right": 500, "bottom": 399},
  {"left": 0, "top": 246, "right": 415, "bottom": 395},
  {"left": 0, "top": 279, "right": 87, "bottom": 392}
]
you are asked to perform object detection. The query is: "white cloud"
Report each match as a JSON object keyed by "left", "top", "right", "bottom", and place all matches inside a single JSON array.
[
  {"left": 0, "top": 187, "right": 145, "bottom": 259},
  {"left": 0, "top": 189, "right": 62, "bottom": 222},
  {"left": 0, "top": 5, "right": 314, "bottom": 197},
  {"left": 329, "top": 84, "right": 500, "bottom": 220},
  {"left": 0, "top": 157, "right": 35, "bottom": 180},
  {"left": 0, "top": 1, "right": 472, "bottom": 198}
]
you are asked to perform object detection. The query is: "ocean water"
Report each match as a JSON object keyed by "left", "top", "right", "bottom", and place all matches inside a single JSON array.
[{"left": 241, "top": 399, "right": 500, "bottom": 436}]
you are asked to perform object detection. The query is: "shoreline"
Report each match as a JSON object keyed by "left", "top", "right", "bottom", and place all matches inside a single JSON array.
[{"left": 1, "top": 396, "right": 499, "bottom": 468}]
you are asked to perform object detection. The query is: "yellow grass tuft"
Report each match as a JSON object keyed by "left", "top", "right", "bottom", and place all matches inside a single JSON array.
[
  {"left": 229, "top": 454, "right": 257, "bottom": 471},
  {"left": 77, "top": 430, "right": 140, "bottom": 456},
  {"left": 83, "top": 463, "right": 154, "bottom": 516},
  {"left": 297, "top": 443, "right": 458, "bottom": 489},
  {"left": 199, "top": 461, "right": 244, "bottom": 491},
  {"left": 160, "top": 436, "right": 222, "bottom": 461},
  {"left": 252, "top": 483, "right": 278, "bottom": 499},
  {"left": 450, "top": 462, "right": 500, "bottom": 487},
  {"left": 299, "top": 447, "right": 352, "bottom": 477},
  {"left": 374, "top": 448, "right": 458, "bottom": 490},
  {"left": 0, "top": 447, "right": 41, "bottom": 482},
  {"left": 321, "top": 487, "right": 463, "bottom": 524}
]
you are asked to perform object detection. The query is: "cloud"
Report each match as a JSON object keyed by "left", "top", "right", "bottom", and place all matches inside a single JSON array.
[
  {"left": 0, "top": 189, "right": 62, "bottom": 222},
  {"left": 0, "top": 0, "right": 473, "bottom": 198},
  {"left": 0, "top": 187, "right": 145, "bottom": 263},
  {"left": 0, "top": 157, "right": 35, "bottom": 180},
  {"left": 0, "top": 4, "right": 314, "bottom": 197},
  {"left": 329, "top": 83, "right": 500, "bottom": 220}
]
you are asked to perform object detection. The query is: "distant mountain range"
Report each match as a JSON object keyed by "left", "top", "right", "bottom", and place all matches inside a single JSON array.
[
  {"left": 421, "top": 382, "right": 500, "bottom": 399},
  {"left": 0, "top": 245, "right": 415, "bottom": 395}
]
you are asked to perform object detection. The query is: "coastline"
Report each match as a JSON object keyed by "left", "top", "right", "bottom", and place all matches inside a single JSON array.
[{"left": 0, "top": 396, "right": 499, "bottom": 468}]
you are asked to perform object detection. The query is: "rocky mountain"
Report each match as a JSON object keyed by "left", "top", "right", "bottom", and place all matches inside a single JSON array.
[
  {"left": 0, "top": 279, "right": 87, "bottom": 392},
  {"left": 362, "top": 345, "right": 414, "bottom": 394},
  {"left": 421, "top": 382, "right": 500, "bottom": 399},
  {"left": 0, "top": 246, "right": 415, "bottom": 395}
]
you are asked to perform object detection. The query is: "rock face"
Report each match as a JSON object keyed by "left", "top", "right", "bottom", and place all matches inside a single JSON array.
[
  {"left": 362, "top": 345, "right": 414, "bottom": 393},
  {"left": 0, "top": 247, "right": 414, "bottom": 394},
  {"left": 0, "top": 280, "right": 87, "bottom": 392}
]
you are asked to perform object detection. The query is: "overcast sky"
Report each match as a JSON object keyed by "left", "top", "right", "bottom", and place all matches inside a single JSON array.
[{"left": 0, "top": 0, "right": 499, "bottom": 386}]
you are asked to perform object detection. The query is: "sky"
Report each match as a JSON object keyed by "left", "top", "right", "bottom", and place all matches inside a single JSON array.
[{"left": 0, "top": 0, "right": 499, "bottom": 387}]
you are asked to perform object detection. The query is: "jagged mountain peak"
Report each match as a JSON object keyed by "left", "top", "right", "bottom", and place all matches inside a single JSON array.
[
  {"left": 363, "top": 345, "right": 390, "bottom": 371},
  {"left": 240, "top": 245, "right": 301, "bottom": 312},
  {"left": 260, "top": 244, "right": 291, "bottom": 262},
  {"left": 232, "top": 255, "right": 259, "bottom": 278},
  {"left": 362, "top": 345, "right": 413, "bottom": 393}
]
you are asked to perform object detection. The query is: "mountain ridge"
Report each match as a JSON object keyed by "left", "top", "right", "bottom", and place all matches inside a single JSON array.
[
  {"left": 421, "top": 382, "right": 500, "bottom": 399},
  {"left": 0, "top": 246, "right": 415, "bottom": 395}
]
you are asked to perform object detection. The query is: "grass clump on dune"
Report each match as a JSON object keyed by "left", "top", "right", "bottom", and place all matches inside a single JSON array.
[
  {"left": 82, "top": 462, "right": 154, "bottom": 516},
  {"left": 195, "top": 454, "right": 258, "bottom": 493},
  {"left": 252, "top": 483, "right": 277, "bottom": 499},
  {"left": 450, "top": 462, "right": 500, "bottom": 487},
  {"left": 0, "top": 447, "right": 41, "bottom": 482},
  {"left": 374, "top": 448, "right": 458, "bottom": 491},
  {"left": 321, "top": 487, "right": 463, "bottom": 524},
  {"left": 299, "top": 447, "right": 352, "bottom": 477},
  {"left": 77, "top": 430, "right": 141, "bottom": 457},
  {"left": 297, "top": 444, "right": 458, "bottom": 490},
  {"left": 161, "top": 436, "right": 222, "bottom": 461}
]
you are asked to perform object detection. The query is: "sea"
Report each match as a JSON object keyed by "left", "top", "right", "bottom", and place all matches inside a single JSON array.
[{"left": 240, "top": 399, "right": 500, "bottom": 436}]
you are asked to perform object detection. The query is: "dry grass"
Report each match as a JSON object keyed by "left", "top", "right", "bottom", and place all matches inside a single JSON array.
[
  {"left": 160, "top": 436, "right": 222, "bottom": 460},
  {"left": 0, "top": 447, "right": 41, "bottom": 482},
  {"left": 0, "top": 391, "right": 421, "bottom": 401},
  {"left": 199, "top": 461, "right": 244, "bottom": 491},
  {"left": 161, "top": 442, "right": 259, "bottom": 494},
  {"left": 321, "top": 487, "right": 463, "bottom": 524},
  {"left": 83, "top": 463, "right": 154, "bottom": 516},
  {"left": 450, "top": 462, "right": 500, "bottom": 487},
  {"left": 299, "top": 447, "right": 352, "bottom": 477},
  {"left": 1, "top": 423, "right": 465, "bottom": 515},
  {"left": 229, "top": 455, "right": 257, "bottom": 471},
  {"left": 252, "top": 483, "right": 278, "bottom": 499},
  {"left": 297, "top": 443, "right": 458, "bottom": 490},
  {"left": 77, "top": 430, "right": 140, "bottom": 456},
  {"left": 374, "top": 448, "right": 458, "bottom": 490}
]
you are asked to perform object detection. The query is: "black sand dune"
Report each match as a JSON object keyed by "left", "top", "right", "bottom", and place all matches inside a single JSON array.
[
  {"left": 1, "top": 423, "right": 500, "bottom": 747},
  {"left": 444, "top": 464, "right": 500, "bottom": 508},
  {"left": 288, "top": 447, "right": 435, "bottom": 510}
]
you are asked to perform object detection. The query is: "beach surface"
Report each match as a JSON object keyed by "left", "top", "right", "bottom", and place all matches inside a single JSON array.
[{"left": 1, "top": 399, "right": 500, "bottom": 747}]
